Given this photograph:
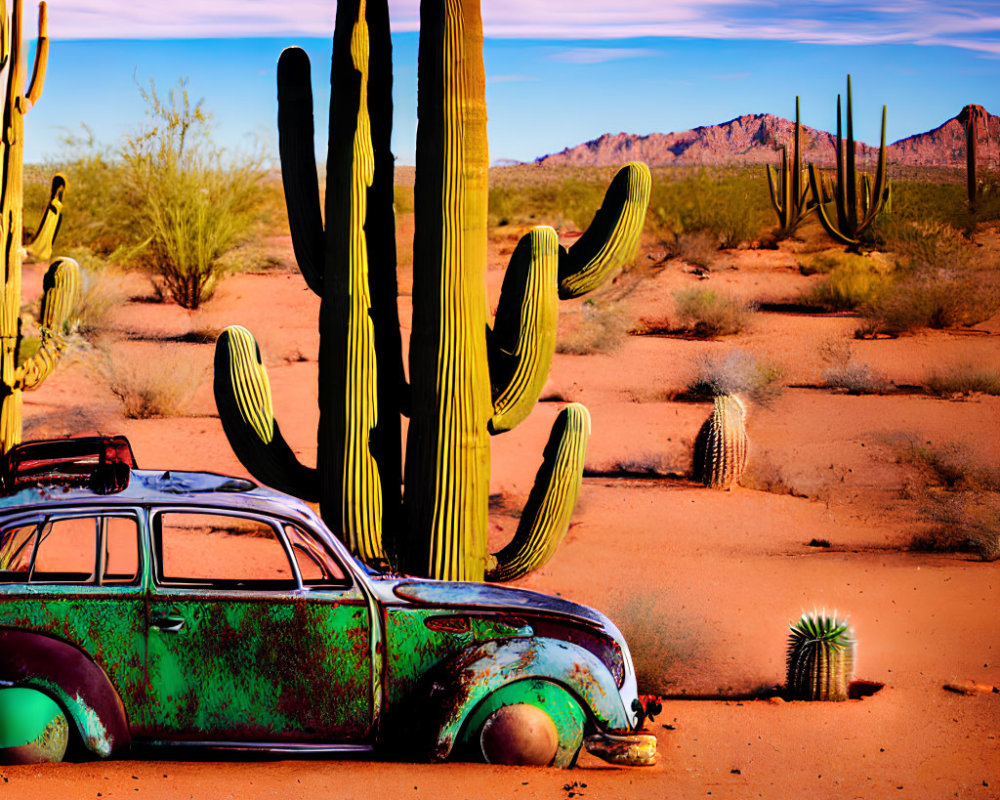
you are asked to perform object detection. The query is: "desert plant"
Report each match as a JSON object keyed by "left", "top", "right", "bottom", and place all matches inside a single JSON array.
[
  {"left": 555, "top": 298, "right": 631, "bottom": 355},
  {"left": 786, "top": 611, "right": 855, "bottom": 701},
  {"left": 101, "top": 350, "right": 204, "bottom": 419},
  {"left": 687, "top": 348, "right": 784, "bottom": 406},
  {"left": 214, "top": 0, "right": 650, "bottom": 581},
  {"left": 673, "top": 287, "right": 755, "bottom": 337},
  {"left": 117, "top": 79, "right": 265, "bottom": 309},
  {"left": 822, "top": 360, "right": 891, "bottom": 394},
  {"left": 808, "top": 76, "right": 890, "bottom": 253},
  {"left": 0, "top": 0, "right": 81, "bottom": 453},
  {"left": 766, "top": 96, "right": 812, "bottom": 237},
  {"left": 960, "top": 104, "right": 986, "bottom": 212},
  {"left": 925, "top": 365, "right": 1000, "bottom": 397},
  {"left": 692, "top": 394, "right": 747, "bottom": 489}
]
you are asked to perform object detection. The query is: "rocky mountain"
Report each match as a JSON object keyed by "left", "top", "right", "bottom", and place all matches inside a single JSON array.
[{"left": 535, "top": 105, "right": 998, "bottom": 169}]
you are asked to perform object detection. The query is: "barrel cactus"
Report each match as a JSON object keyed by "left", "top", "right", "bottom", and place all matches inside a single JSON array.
[
  {"left": 214, "top": 0, "right": 650, "bottom": 581},
  {"left": 786, "top": 611, "right": 855, "bottom": 701},
  {"left": 693, "top": 394, "right": 747, "bottom": 489},
  {"left": 0, "top": 0, "right": 78, "bottom": 453}
]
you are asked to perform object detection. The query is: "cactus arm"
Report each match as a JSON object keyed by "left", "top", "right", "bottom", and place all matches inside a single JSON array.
[
  {"left": 809, "top": 164, "right": 858, "bottom": 248},
  {"left": 22, "top": 0, "right": 45, "bottom": 109},
  {"left": 858, "top": 105, "right": 889, "bottom": 230},
  {"left": 23, "top": 172, "right": 64, "bottom": 262},
  {"left": 845, "top": 78, "right": 857, "bottom": 227},
  {"left": 765, "top": 158, "right": 786, "bottom": 229},
  {"left": 487, "top": 226, "right": 559, "bottom": 435},
  {"left": 0, "top": 0, "right": 8, "bottom": 68},
  {"left": 14, "top": 257, "right": 78, "bottom": 391},
  {"left": 486, "top": 403, "right": 590, "bottom": 582},
  {"left": 277, "top": 47, "right": 324, "bottom": 296},
  {"left": 557, "top": 161, "right": 650, "bottom": 299},
  {"left": 214, "top": 326, "right": 320, "bottom": 501}
]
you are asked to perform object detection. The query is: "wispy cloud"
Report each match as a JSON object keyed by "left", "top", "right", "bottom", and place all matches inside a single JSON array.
[
  {"left": 549, "top": 47, "right": 659, "bottom": 64},
  {"left": 43, "top": 0, "right": 1000, "bottom": 57}
]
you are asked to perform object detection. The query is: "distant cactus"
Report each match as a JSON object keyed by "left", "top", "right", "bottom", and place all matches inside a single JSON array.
[
  {"left": 960, "top": 104, "right": 987, "bottom": 212},
  {"left": 693, "top": 394, "right": 747, "bottom": 489},
  {"left": 0, "top": 1, "right": 79, "bottom": 453},
  {"left": 786, "top": 611, "right": 855, "bottom": 701},
  {"left": 214, "top": 0, "right": 650, "bottom": 581},
  {"left": 766, "top": 97, "right": 811, "bottom": 237},
  {"left": 808, "top": 76, "right": 890, "bottom": 253}
]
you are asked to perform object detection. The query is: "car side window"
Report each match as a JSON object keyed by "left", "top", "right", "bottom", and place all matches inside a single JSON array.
[
  {"left": 284, "top": 524, "right": 349, "bottom": 587},
  {"left": 156, "top": 512, "right": 296, "bottom": 590},
  {"left": 0, "top": 520, "right": 40, "bottom": 582},
  {"left": 0, "top": 513, "right": 140, "bottom": 585}
]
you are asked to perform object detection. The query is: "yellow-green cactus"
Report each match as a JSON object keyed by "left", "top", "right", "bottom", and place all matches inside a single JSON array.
[
  {"left": 693, "top": 394, "right": 747, "bottom": 490},
  {"left": 24, "top": 173, "right": 65, "bottom": 262},
  {"left": 214, "top": 0, "right": 650, "bottom": 581},
  {"left": 786, "top": 611, "right": 855, "bottom": 701},
  {"left": 0, "top": 0, "right": 79, "bottom": 454},
  {"left": 766, "top": 97, "right": 811, "bottom": 237}
]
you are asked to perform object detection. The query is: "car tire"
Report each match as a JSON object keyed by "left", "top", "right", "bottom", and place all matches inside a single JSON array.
[
  {"left": 458, "top": 679, "right": 586, "bottom": 768},
  {"left": 0, "top": 688, "right": 70, "bottom": 764}
]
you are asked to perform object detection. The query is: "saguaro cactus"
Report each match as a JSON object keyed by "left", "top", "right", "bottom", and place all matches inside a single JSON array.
[
  {"left": 766, "top": 97, "right": 811, "bottom": 237},
  {"left": 786, "top": 611, "right": 855, "bottom": 701},
  {"left": 0, "top": 0, "right": 79, "bottom": 453},
  {"left": 960, "top": 104, "right": 987, "bottom": 212},
  {"left": 693, "top": 394, "right": 747, "bottom": 490},
  {"left": 808, "top": 76, "right": 890, "bottom": 253},
  {"left": 214, "top": 0, "right": 650, "bottom": 581}
]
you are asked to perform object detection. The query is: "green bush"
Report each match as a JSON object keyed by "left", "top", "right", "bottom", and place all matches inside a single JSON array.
[
  {"left": 673, "top": 287, "right": 755, "bottom": 337},
  {"left": 117, "top": 80, "right": 265, "bottom": 309},
  {"left": 811, "top": 259, "right": 890, "bottom": 311}
]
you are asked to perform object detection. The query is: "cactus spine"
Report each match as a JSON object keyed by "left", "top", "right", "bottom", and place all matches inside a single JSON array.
[
  {"left": 214, "top": 0, "right": 650, "bottom": 581},
  {"left": 786, "top": 611, "right": 855, "bottom": 701},
  {"left": 693, "top": 394, "right": 747, "bottom": 490},
  {"left": 808, "top": 76, "right": 890, "bottom": 253},
  {"left": 0, "top": 0, "right": 78, "bottom": 454},
  {"left": 766, "top": 96, "right": 811, "bottom": 237}
]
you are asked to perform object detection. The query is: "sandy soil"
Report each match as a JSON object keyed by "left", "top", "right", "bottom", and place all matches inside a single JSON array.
[{"left": 5, "top": 215, "right": 999, "bottom": 799}]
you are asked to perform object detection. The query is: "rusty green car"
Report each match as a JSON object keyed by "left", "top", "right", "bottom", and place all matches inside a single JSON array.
[{"left": 0, "top": 437, "right": 655, "bottom": 768}]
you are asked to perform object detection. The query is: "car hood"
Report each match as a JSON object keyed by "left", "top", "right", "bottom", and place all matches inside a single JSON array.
[{"left": 383, "top": 580, "right": 610, "bottom": 630}]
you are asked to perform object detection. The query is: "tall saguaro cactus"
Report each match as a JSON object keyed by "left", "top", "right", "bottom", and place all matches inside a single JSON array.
[
  {"left": 0, "top": 0, "right": 78, "bottom": 453},
  {"left": 808, "top": 75, "right": 890, "bottom": 253},
  {"left": 960, "top": 104, "right": 987, "bottom": 212},
  {"left": 215, "top": 0, "right": 650, "bottom": 581},
  {"left": 766, "top": 97, "right": 811, "bottom": 237}
]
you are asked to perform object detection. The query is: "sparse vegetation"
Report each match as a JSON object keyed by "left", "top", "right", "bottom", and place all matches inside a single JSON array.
[
  {"left": 101, "top": 350, "right": 206, "bottom": 418},
  {"left": 925, "top": 366, "right": 1000, "bottom": 397},
  {"left": 556, "top": 298, "right": 631, "bottom": 355},
  {"left": 673, "top": 288, "right": 756, "bottom": 338},
  {"left": 687, "top": 348, "right": 784, "bottom": 406}
]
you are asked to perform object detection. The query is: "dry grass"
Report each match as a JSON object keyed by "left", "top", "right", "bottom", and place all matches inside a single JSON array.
[
  {"left": 740, "top": 453, "right": 800, "bottom": 496},
  {"left": 686, "top": 348, "right": 785, "bottom": 406},
  {"left": 925, "top": 365, "right": 1000, "bottom": 397},
  {"left": 673, "top": 288, "right": 756, "bottom": 338},
  {"left": 100, "top": 350, "right": 206, "bottom": 419},
  {"left": 556, "top": 298, "right": 632, "bottom": 355},
  {"left": 818, "top": 336, "right": 891, "bottom": 394}
]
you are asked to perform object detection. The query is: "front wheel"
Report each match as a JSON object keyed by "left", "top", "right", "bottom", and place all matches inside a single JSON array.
[
  {"left": 0, "top": 688, "right": 69, "bottom": 764},
  {"left": 457, "top": 680, "right": 586, "bottom": 768}
]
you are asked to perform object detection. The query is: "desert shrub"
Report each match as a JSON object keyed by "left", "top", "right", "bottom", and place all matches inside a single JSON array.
[
  {"left": 55, "top": 249, "right": 127, "bottom": 339},
  {"left": 673, "top": 288, "right": 755, "bottom": 337},
  {"left": 101, "top": 350, "right": 205, "bottom": 418},
  {"left": 806, "top": 257, "right": 889, "bottom": 312},
  {"left": 798, "top": 250, "right": 868, "bottom": 276},
  {"left": 860, "top": 221, "right": 999, "bottom": 334},
  {"left": 822, "top": 360, "right": 891, "bottom": 394},
  {"left": 556, "top": 298, "right": 631, "bottom": 355},
  {"left": 116, "top": 80, "right": 266, "bottom": 309},
  {"left": 739, "top": 453, "right": 797, "bottom": 495},
  {"left": 676, "top": 230, "right": 718, "bottom": 269},
  {"left": 925, "top": 366, "right": 1000, "bottom": 397},
  {"left": 393, "top": 184, "right": 414, "bottom": 215},
  {"left": 687, "top": 347, "right": 784, "bottom": 405}
]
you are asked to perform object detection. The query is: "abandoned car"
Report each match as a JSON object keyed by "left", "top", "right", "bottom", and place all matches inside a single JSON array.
[{"left": 0, "top": 437, "right": 656, "bottom": 767}]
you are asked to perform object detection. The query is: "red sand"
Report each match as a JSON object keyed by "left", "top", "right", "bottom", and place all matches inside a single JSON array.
[{"left": 6, "top": 221, "right": 999, "bottom": 799}]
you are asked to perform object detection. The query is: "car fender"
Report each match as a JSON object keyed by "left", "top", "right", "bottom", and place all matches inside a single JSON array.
[
  {"left": 0, "top": 629, "right": 130, "bottom": 757},
  {"left": 429, "top": 636, "right": 630, "bottom": 761}
]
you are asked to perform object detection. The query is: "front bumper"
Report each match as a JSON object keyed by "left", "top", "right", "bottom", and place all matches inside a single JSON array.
[{"left": 583, "top": 731, "right": 657, "bottom": 766}]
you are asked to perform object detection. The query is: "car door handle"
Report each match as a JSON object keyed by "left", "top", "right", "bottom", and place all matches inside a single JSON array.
[{"left": 150, "top": 615, "right": 186, "bottom": 633}]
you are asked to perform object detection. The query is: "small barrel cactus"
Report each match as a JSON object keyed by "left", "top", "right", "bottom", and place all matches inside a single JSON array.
[
  {"left": 786, "top": 611, "right": 855, "bottom": 701},
  {"left": 693, "top": 394, "right": 747, "bottom": 489}
]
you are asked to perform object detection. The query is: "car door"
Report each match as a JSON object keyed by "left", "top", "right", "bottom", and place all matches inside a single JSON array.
[
  {"left": 140, "top": 507, "right": 374, "bottom": 745},
  {"left": 0, "top": 508, "right": 148, "bottom": 721}
]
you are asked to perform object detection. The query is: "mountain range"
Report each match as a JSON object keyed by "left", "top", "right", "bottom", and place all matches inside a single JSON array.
[{"left": 535, "top": 105, "right": 997, "bottom": 169}]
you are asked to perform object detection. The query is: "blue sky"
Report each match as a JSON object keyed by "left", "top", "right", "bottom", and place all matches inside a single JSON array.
[{"left": 21, "top": 1, "right": 1000, "bottom": 165}]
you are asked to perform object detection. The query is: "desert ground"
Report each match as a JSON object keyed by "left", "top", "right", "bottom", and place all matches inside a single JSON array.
[{"left": 3, "top": 189, "right": 998, "bottom": 799}]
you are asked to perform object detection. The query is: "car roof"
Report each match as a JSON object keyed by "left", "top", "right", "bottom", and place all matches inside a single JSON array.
[{"left": 0, "top": 469, "right": 321, "bottom": 527}]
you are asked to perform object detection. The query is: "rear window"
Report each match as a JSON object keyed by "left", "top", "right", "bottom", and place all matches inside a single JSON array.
[{"left": 0, "top": 513, "right": 140, "bottom": 585}]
